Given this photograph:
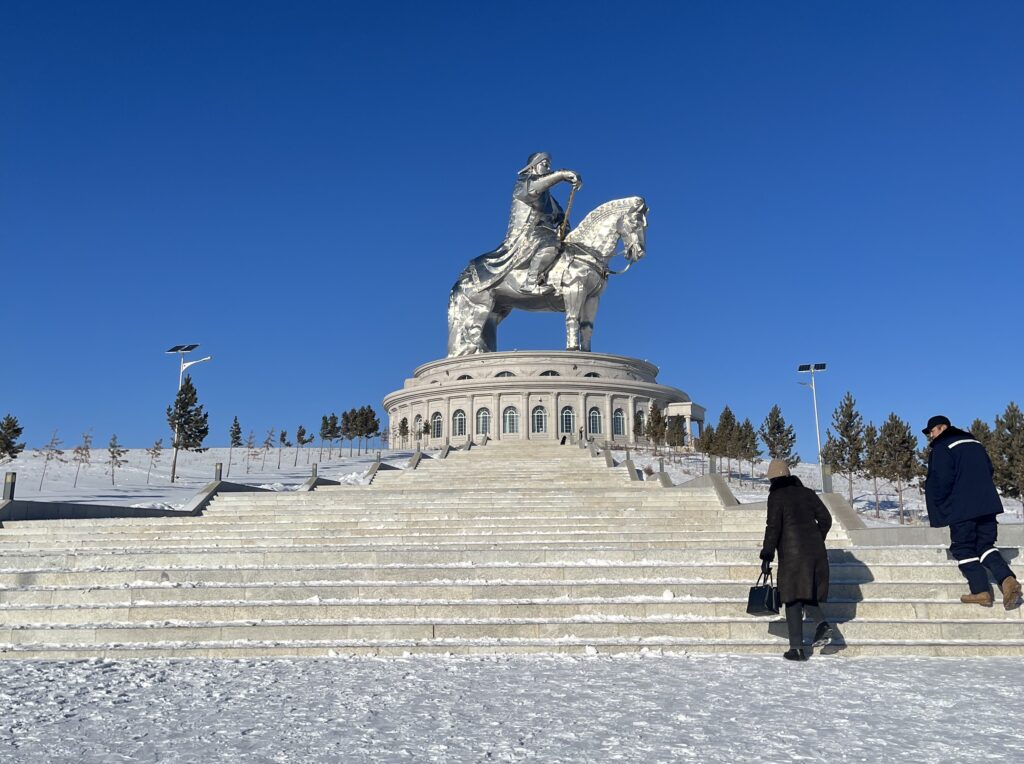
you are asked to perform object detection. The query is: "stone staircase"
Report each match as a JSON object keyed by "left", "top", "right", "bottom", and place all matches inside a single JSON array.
[{"left": 0, "top": 442, "right": 1021, "bottom": 658}]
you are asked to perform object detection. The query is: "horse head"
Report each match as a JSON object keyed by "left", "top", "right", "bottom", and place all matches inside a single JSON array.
[
  {"left": 566, "top": 196, "right": 648, "bottom": 268},
  {"left": 616, "top": 197, "right": 648, "bottom": 264}
]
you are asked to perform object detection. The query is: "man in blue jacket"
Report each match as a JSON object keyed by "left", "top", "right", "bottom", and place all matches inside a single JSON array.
[{"left": 924, "top": 415, "right": 1021, "bottom": 609}]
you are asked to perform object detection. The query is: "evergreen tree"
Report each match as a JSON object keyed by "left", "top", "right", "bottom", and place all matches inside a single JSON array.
[
  {"left": 398, "top": 417, "right": 410, "bottom": 447},
  {"left": 278, "top": 429, "right": 290, "bottom": 469},
  {"left": 245, "top": 430, "right": 257, "bottom": 473},
  {"left": 261, "top": 428, "right": 275, "bottom": 470},
  {"left": 364, "top": 407, "right": 381, "bottom": 451},
  {"left": 911, "top": 443, "right": 930, "bottom": 496},
  {"left": 665, "top": 417, "right": 686, "bottom": 448},
  {"left": 107, "top": 434, "right": 128, "bottom": 486},
  {"left": 633, "top": 411, "right": 645, "bottom": 442},
  {"left": 358, "top": 406, "right": 374, "bottom": 454},
  {"left": 738, "top": 418, "right": 761, "bottom": 481},
  {"left": 145, "top": 438, "right": 163, "bottom": 485},
  {"left": 319, "top": 416, "right": 330, "bottom": 460},
  {"left": 357, "top": 407, "right": 369, "bottom": 454},
  {"left": 327, "top": 413, "right": 340, "bottom": 459},
  {"left": 342, "top": 410, "right": 355, "bottom": 456},
  {"left": 971, "top": 418, "right": 995, "bottom": 455},
  {"left": 993, "top": 402, "right": 1024, "bottom": 501},
  {"left": 645, "top": 404, "right": 667, "bottom": 453},
  {"left": 166, "top": 374, "right": 209, "bottom": 483},
  {"left": 862, "top": 423, "right": 884, "bottom": 518},
  {"left": 877, "top": 413, "right": 917, "bottom": 523},
  {"left": 822, "top": 392, "right": 865, "bottom": 503},
  {"left": 295, "top": 424, "right": 312, "bottom": 466},
  {"left": 33, "top": 430, "right": 66, "bottom": 490},
  {"left": 759, "top": 405, "right": 799, "bottom": 466},
  {"left": 227, "top": 416, "right": 243, "bottom": 477},
  {"left": 72, "top": 431, "right": 93, "bottom": 488},
  {"left": 0, "top": 414, "right": 26, "bottom": 461},
  {"left": 697, "top": 424, "right": 716, "bottom": 475},
  {"left": 716, "top": 406, "right": 739, "bottom": 480}
]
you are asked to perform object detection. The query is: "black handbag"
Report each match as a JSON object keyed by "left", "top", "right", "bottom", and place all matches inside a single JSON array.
[{"left": 746, "top": 570, "right": 781, "bottom": 616}]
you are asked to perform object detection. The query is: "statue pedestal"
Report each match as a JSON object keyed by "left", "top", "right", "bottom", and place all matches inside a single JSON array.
[{"left": 382, "top": 351, "right": 704, "bottom": 449}]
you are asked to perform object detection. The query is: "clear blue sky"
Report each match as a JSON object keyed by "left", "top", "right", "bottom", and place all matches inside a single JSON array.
[{"left": 3, "top": 1, "right": 1022, "bottom": 458}]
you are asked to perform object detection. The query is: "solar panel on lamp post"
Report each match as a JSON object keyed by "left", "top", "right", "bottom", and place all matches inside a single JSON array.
[
  {"left": 797, "top": 363, "right": 827, "bottom": 491},
  {"left": 166, "top": 344, "right": 213, "bottom": 482}
]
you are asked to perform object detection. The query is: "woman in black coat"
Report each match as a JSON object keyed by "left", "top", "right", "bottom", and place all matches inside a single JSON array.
[{"left": 759, "top": 459, "right": 834, "bottom": 661}]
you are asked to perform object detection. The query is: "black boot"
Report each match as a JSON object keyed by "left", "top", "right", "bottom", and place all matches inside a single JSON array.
[
  {"left": 812, "top": 621, "right": 833, "bottom": 647},
  {"left": 783, "top": 648, "right": 808, "bottom": 661}
]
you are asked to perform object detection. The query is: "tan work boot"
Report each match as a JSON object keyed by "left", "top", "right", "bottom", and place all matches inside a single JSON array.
[
  {"left": 1001, "top": 577, "right": 1022, "bottom": 611},
  {"left": 960, "top": 591, "right": 994, "bottom": 607}
]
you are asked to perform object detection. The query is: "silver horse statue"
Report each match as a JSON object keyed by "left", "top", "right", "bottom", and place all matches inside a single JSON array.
[{"left": 447, "top": 194, "right": 648, "bottom": 356}]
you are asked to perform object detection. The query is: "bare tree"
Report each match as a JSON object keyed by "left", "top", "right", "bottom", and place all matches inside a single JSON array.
[
  {"left": 72, "top": 431, "right": 93, "bottom": 488},
  {"left": 145, "top": 439, "right": 163, "bottom": 484},
  {"left": 107, "top": 434, "right": 129, "bottom": 486},
  {"left": 33, "top": 430, "right": 66, "bottom": 490}
]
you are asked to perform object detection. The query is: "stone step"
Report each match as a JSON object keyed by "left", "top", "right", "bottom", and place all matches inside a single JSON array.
[
  {"left": 0, "top": 519, "right": 763, "bottom": 537},
  {"left": 2, "top": 616, "right": 1021, "bottom": 646},
  {"left": 206, "top": 495, "right": 724, "bottom": 506},
  {"left": 0, "top": 546, "right": 974, "bottom": 569},
  {"left": 0, "top": 580, "right": 1009, "bottom": 606},
  {"left": 0, "top": 526, "right": 767, "bottom": 541},
  {"left": 2, "top": 597, "right": 1021, "bottom": 625},
  {"left": 0, "top": 532, "right": 770, "bottom": 550},
  {"left": 0, "top": 562, "right": 978, "bottom": 587},
  {"left": 4, "top": 638, "right": 1021, "bottom": 659},
  {"left": 205, "top": 501, "right": 741, "bottom": 512}
]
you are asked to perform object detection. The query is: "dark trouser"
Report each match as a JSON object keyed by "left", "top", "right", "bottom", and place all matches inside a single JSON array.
[
  {"left": 949, "top": 514, "right": 1016, "bottom": 594},
  {"left": 785, "top": 600, "right": 826, "bottom": 649}
]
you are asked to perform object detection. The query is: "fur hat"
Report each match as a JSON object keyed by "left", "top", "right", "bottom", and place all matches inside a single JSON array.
[{"left": 766, "top": 459, "right": 791, "bottom": 479}]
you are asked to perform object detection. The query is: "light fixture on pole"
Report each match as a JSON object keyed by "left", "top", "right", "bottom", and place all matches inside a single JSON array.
[
  {"left": 166, "top": 344, "right": 213, "bottom": 482},
  {"left": 797, "top": 363, "right": 827, "bottom": 489},
  {"left": 166, "top": 344, "right": 212, "bottom": 390}
]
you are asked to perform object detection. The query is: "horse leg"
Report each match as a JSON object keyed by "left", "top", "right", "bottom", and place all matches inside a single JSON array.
[
  {"left": 448, "top": 276, "right": 493, "bottom": 355},
  {"left": 483, "top": 305, "right": 511, "bottom": 352},
  {"left": 562, "top": 282, "right": 586, "bottom": 351},
  {"left": 579, "top": 293, "right": 600, "bottom": 352}
]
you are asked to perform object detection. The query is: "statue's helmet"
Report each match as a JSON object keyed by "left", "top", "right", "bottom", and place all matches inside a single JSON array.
[{"left": 518, "top": 151, "right": 551, "bottom": 175}]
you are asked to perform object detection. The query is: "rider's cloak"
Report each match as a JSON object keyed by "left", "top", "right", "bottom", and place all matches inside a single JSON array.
[{"left": 468, "top": 172, "right": 568, "bottom": 289}]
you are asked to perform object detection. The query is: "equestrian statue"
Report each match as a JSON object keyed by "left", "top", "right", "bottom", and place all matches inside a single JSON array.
[{"left": 447, "top": 151, "right": 648, "bottom": 356}]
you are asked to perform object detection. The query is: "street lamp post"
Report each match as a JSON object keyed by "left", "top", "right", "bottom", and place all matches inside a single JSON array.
[
  {"left": 166, "top": 344, "right": 212, "bottom": 482},
  {"left": 797, "top": 363, "right": 827, "bottom": 490}
]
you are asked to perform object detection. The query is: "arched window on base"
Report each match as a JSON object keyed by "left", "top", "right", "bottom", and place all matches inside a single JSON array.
[
  {"left": 560, "top": 406, "right": 576, "bottom": 434},
  {"left": 502, "top": 406, "right": 520, "bottom": 434},
  {"left": 531, "top": 406, "right": 548, "bottom": 434},
  {"left": 475, "top": 408, "right": 491, "bottom": 435}
]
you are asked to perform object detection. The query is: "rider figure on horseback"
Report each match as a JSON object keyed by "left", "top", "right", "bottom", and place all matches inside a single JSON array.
[
  {"left": 468, "top": 152, "right": 582, "bottom": 295},
  {"left": 515, "top": 152, "right": 582, "bottom": 294}
]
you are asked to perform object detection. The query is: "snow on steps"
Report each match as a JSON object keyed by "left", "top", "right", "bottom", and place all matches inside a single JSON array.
[{"left": 0, "top": 442, "right": 1020, "bottom": 658}]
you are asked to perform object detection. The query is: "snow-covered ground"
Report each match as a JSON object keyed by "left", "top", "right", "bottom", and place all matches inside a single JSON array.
[
  {"left": 2, "top": 654, "right": 1022, "bottom": 763},
  {"left": 0, "top": 445, "right": 409, "bottom": 508}
]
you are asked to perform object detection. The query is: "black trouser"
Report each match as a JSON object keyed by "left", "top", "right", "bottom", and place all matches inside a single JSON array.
[
  {"left": 785, "top": 600, "right": 826, "bottom": 649},
  {"left": 949, "top": 514, "right": 1015, "bottom": 594}
]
